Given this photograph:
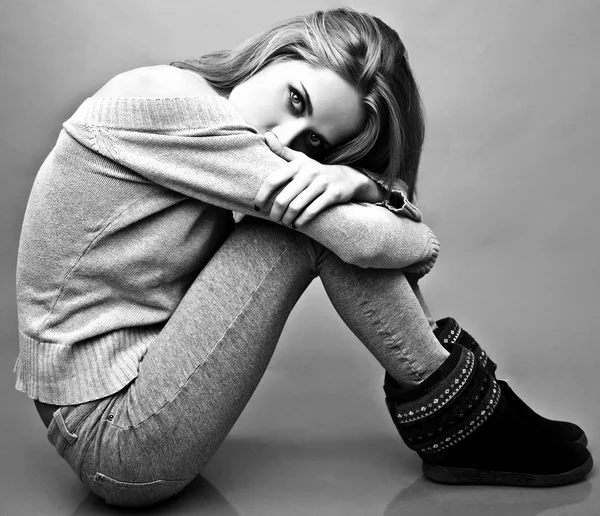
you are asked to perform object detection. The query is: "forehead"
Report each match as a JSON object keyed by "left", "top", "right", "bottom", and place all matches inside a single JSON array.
[{"left": 280, "top": 60, "right": 366, "bottom": 145}]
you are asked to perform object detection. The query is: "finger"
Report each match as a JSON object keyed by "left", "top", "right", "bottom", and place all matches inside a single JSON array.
[
  {"left": 264, "top": 131, "right": 302, "bottom": 162},
  {"left": 253, "top": 160, "right": 299, "bottom": 211},
  {"left": 293, "top": 189, "right": 342, "bottom": 227},
  {"left": 269, "top": 174, "right": 314, "bottom": 223},
  {"left": 280, "top": 182, "right": 327, "bottom": 227}
]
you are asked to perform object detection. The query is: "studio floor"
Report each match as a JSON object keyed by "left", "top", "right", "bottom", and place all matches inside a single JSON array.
[{"left": 1, "top": 282, "right": 598, "bottom": 516}]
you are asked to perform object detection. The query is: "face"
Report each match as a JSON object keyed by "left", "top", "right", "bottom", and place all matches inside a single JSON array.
[{"left": 228, "top": 60, "right": 366, "bottom": 157}]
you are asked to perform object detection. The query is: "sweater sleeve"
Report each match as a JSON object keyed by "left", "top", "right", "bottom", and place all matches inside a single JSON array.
[{"left": 64, "top": 96, "right": 439, "bottom": 271}]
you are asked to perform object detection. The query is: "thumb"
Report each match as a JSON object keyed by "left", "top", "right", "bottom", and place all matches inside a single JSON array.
[{"left": 264, "top": 131, "right": 299, "bottom": 162}]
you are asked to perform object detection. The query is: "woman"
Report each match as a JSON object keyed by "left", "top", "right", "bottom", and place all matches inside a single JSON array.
[{"left": 15, "top": 7, "right": 592, "bottom": 508}]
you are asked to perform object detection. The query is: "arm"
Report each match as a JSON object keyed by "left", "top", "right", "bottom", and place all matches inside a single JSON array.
[
  {"left": 299, "top": 165, "right": 438, "bottom": 272},
  {"left": 252, "top": 135, "right": 437, "bottom": 272},
  {"left": 353, "top": 171, "right": 439, "bottom": 274},
  {"left": 325, "top": 164, "right": 423, "bottom": 223},
  {"left": 299, "top": 199, "right": 439, "bottom": 271},
  {"left": 64, "top": 94, "right": 438, "bottom": 271}
]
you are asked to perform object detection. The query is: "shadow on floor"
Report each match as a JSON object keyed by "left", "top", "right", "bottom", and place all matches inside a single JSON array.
[
  {"left": 67, "top": 434, "right": 594, "bottom": 515},
  {"left": 68, "top": 475, "right": 239, "bottom": 515},
  {"left": 384, "top": 476, "right": 593, "bottom": 516}
]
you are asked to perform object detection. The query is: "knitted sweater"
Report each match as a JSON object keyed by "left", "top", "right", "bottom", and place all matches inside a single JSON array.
[{"left": 15, "top": 94, "right": 440, "bottom": 405}]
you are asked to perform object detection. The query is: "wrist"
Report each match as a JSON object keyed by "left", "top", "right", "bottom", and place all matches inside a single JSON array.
[{"left": 346, "top": 166, "right": 385, "bottom": 202}]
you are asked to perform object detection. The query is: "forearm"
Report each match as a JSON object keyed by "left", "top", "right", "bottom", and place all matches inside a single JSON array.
[
  {"left": 65, "top": 96, "right": 437, "bottom": 270},
  {"left": 296, "top": 200, "right": 439, "bottom": 270},
  {"left": 307, "top": 165, "right": 437, "bottom": 271},
  {"left": 351, "top": 167, "right": 386, "bottom": 203}
]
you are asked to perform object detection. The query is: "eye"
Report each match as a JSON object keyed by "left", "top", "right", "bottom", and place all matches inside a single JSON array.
[
  {"left": 308, "top": 132, "right": 323, "bottom": 148},
  {"left": 288, "top": 87, "right": 305, "bottom": 114}
]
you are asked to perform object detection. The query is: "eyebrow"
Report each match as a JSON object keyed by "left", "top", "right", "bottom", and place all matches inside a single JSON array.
[{"left": 299, "top": 81, "right": 332, "bottom": 149}]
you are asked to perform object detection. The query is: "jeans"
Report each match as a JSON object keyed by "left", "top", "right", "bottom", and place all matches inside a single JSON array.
[{"left": 46, "top": 215, "right": 449, "bottom": 507}]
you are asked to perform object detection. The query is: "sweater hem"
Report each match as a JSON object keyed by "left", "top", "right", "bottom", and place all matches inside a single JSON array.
[{"left": 14, "top": 326, "right": 162, "bottom": 406}]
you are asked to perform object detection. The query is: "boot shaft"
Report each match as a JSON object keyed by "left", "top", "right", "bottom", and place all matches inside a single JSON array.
[{"left": 385, "top": 345, "right": 502, "bottom": 456}]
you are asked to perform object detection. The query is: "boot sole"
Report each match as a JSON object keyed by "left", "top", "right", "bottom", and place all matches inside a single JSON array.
[{"left": 422, "top": 455, "right": 593, "bottom": 487}]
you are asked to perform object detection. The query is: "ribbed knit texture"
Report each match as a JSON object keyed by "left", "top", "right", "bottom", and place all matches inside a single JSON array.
[{"left": 15, "top": 95, "right": 440, "bottom": 405}]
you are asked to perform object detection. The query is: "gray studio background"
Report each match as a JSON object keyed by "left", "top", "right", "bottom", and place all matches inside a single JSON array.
[{"left": 1, "top": 0, "right": 599, "bottom": 510}]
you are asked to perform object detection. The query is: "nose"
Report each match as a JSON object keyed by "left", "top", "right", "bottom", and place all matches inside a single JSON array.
[{"left": 269, "top": 119, "right": 307, "bottom": 148}]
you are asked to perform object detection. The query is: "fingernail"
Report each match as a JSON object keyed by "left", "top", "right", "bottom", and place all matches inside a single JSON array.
[{"left": 254, "top": 205, "right": 260, "bottom": 212}]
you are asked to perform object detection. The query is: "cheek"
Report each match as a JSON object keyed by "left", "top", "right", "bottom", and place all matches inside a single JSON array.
[{"left": 247, "top": 93, "right": 282, "bottom": 131}]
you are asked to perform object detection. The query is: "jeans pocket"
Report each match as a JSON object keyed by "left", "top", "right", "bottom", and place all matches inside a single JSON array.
[
  {"left": 92, "top": 472, "right": 189, "bottom": 508},
  {"left": 47, "top": 401, "right": 100, "bottom": 458}
]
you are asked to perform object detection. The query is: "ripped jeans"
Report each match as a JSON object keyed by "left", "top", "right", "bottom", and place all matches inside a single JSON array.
[{"left": 46, "top": 215, "right": 449, "bottom": 507}]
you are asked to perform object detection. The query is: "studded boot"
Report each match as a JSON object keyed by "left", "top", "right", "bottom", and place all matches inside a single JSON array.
[
  {"left": 434, "top": 317, "right": 588, "bottom": 446},
  {"left": 383, "top": 343, "right": 593, "bottom": 487}
]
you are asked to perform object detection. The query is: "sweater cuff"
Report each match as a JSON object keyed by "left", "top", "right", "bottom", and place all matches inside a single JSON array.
[{"left": 362, "top": 169, "right": 422, "bottom": 222}]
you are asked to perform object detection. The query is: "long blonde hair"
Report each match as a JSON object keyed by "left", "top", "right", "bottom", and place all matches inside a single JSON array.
[{"left": 172, "top": 7, "right": 425, "bottom": 202}]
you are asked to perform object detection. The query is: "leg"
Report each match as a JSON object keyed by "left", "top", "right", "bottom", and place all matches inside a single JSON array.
[
  {"left": 406, "top": 274, "right": 437, "bottom": 331},
  {"left": 317, "top": 250, "right": 449, "bottom": 389},
  {"left": 54, "top": 218, "right": 452, "bottom": 507},
  {"left": 65, "top": 216, "right": 323, "bottom": 507},
  {"left": 315, "top": 250, "right": 592, "bottom": 486}
]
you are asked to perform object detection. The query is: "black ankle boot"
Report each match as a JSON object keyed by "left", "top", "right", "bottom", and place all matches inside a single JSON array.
[
  {"left": 435, "top": 317, "right": 588, "bottom": 446},
  {"left": 383, "top": 344, "right": 593, "bottom": 487}
]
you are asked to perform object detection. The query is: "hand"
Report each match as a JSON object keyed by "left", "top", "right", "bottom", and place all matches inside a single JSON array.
[{"left": 254, "top": 131, "right": 363, "bottom": 227}]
